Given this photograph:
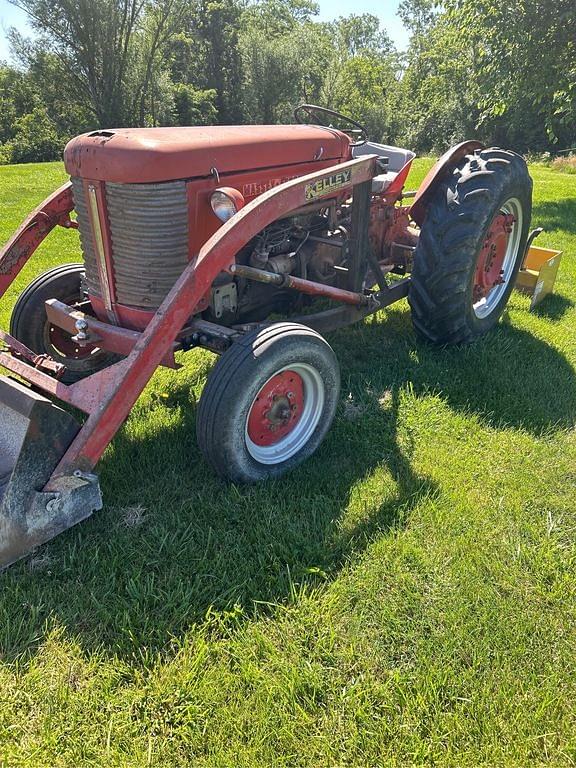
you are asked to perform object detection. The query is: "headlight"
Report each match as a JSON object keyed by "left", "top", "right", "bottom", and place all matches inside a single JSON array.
[{"left": 210, "top": 187, "right": 245, "bottom": 222}]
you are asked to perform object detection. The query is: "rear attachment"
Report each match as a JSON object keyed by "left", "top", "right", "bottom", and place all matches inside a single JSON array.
[{"left": 0, "top": 376, "right": 102, "bottom": 569}]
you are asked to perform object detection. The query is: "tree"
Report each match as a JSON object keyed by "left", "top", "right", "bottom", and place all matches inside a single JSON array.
[
  {"left": 9, "top": 0, "right": 183, "bottom": 127},
  {"left": 448, "top": 0, "right": 576, "bottom": 149},
  {"left": 171, "top": 83, "right": 218, "bottom": 125},
  {"left": 396, "top": 3, "right": 482, "bottom": 151},
  {"left": 239, "top": 0, "right": 329, "bottom": 123},
  {"left": 8, "top": 105, "right": 61, "bottom": 162}
]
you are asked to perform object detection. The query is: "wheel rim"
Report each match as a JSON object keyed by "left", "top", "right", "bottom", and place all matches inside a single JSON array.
[
  {"left": 47, "top": 324, "right": 96, "bottom": 360},
  {"left": 42, "top": 291, "right": 104, "bottom": 371},
  {"left": 245, "top": 363, "right": 325, "bottom": 464},
  {"left": 473, "top": 197, "right": 523, "bottom": 319}
]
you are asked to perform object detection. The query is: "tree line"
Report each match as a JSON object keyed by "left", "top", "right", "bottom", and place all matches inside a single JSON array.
[{"left": 0, "top": 0, "right": 574, "bottom": 164}]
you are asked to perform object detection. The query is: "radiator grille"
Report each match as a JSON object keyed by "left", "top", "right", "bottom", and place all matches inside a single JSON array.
[
  {"left": 72, "top": 178, "right": 189, "bottom": 309},
  {"left": 71, "top": 177, "right": 101, "bottom": 298}
]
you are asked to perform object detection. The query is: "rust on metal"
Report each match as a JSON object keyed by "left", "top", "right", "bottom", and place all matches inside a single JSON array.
[
  {"left": 0, "top": 183, "right": 74, "bottom": 297},
  {"left": 46, "top": 155, "right": 377, "bottom": 476},
  {"left": 229, "top": 262, "right": 371, "bottom": 306},
  {"left": 0, "top": 330, "right": 66, "bottom": 377}
]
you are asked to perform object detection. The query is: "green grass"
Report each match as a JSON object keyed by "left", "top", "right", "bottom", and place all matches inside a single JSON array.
[{"left": 0, "top": 158, "right": 575, "bottom": 766}]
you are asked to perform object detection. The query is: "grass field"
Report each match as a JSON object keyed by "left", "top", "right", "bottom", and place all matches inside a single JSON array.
[{"left": 0, "top": 158, "right": 575, "bottom": 766}]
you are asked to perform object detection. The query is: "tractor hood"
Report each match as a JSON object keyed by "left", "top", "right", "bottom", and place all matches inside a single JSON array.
[{"left": 64, "top": 125, "right": 351, "bottom": 183}]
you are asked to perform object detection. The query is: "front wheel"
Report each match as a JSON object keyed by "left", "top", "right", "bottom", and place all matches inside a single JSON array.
[
  {"left": 409, "top": 147, "right": 532, "bottom": 344},
  {"left": 196, "top": 323, "right": 340, "bottom": 483},
  {"left": 10, "top": 264, "right": 120, "bottom": 383}
]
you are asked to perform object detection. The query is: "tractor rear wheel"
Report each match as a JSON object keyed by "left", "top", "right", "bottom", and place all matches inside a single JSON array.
[
  {"left": 196, "top": 322, "right": 340, "bottom": 483},
  {"left": 408, "top": 147, "right": 532, "bottom": 344},
  {"left": 10, "top": 264, "right": 119, "bottom": 383}
]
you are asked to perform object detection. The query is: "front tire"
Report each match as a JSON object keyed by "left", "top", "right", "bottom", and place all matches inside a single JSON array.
[
  {"left": 10, "top": 264, "right": 119, "bottom": 383},
  {"left": 409, "top": 147, "right": 532, "bottom": 344},
  {"left": 196, "top": 323, "right": 340, "bottom": 483}
]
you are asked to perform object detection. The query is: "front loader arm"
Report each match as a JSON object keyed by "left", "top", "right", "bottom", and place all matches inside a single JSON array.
[{"left": 0, "top": 182, "right": 75, "bottom": 300}]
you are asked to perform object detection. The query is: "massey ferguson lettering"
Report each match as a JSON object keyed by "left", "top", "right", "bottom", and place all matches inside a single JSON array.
[
  {"left": 305, "top": 169, "right": 352, "bottom": 201},
  {"left": 242, "top": 176, "right": 298, "bottom": 198}
]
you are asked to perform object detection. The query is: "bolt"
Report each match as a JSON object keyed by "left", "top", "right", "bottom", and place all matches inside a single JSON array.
[{"left": 46, "top": 498, "right": 60, "bottom": 513}]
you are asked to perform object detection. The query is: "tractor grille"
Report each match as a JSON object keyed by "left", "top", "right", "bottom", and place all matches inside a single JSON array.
[
  {"left": 71, "top": 177, "right": 101, "bottom": 298},
  {"left": 72, "top": 178, "right": 189, "bottom": 309}
]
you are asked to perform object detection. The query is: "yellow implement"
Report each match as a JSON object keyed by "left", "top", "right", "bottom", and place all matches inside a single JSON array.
[{"left": 516, "top": 228, "right": 563, "bottom": 310}]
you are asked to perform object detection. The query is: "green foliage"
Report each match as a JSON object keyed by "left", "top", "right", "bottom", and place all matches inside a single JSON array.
[
  {"left": 447, "top": 0, "right": 576, "bottom": 149},
  {"left": 398, "top": 12, "right": 481, "bottom": 152},
  {"left": 3, "top": 106, "right": 62, "bottom": 164},
  {"left": 0, "top": 0, "right": 575, "bottom": 160},
  {"left": 330, "top": 55, "right": 398, "bottom": 142},
  {"left": 171, "top": 84, "right": 218, "bottom": 125}
]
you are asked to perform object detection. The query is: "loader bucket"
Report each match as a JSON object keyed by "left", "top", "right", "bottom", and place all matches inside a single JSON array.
[{"left": 0, "top": 375, "right": 102, "bottom": 569}]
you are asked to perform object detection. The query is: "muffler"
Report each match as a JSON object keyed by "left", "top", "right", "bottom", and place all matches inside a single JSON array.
[{"left": 0, "top": 375, "right": 102, "bottom": 569}]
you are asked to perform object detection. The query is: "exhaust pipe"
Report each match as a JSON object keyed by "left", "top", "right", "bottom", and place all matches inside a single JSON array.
[{"left": 0, "top": 375, "right": 102, "bottom": 569}]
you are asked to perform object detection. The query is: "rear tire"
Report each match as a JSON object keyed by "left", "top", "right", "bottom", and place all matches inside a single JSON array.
[
  {"left": 408, "top": 147, "right": 532, "bottom": 344},
  {"left": 196, "top": 322, "right": 340, "bottom": 483},
  {"left": 10, "top": 264, "right": 119, "bottom": 384}
]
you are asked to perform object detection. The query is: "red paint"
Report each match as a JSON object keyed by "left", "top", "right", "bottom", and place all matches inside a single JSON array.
[
  {"left": 86, "top": 155, "right": 350, "bottom": 328},
  {"left": 48, "top": 324, "right": 95, "bottom": 360},
  {"left": 0, "top": 183, "right": 74, "bottom": 299},
  {"left": 45, "top": 299, "right": 177, "bottom": 367},
  {"left": 0, "top": 348, "right": 130, "bottom": 414},
  {"left": 247, "top": 370, "right": 304, "bottom": 446},
  {"left": 370, "top": 202, "right": 417, "bottom": 265},
  {"left": 473, "top": 212, "right": 515, "bottom": 301},
  {"left": 47, "top": 155, "right": 377, "bottom": 476},
  {"left": 283, "top": 273, "right": 369, "bottom": 306},
  {"left": 381, "top": 159, "right": 414, "bottom": 200},
  {"left": 64, "top": 125, "right": 350, "bottom": 184}
]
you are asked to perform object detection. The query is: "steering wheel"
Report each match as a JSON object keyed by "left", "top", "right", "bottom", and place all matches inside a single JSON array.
[{"left": 293, "top": 104, "right": 368, "bottom": 146}]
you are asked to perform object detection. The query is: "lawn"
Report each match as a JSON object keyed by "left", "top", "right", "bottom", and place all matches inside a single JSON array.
[{"left": 0, "top": 157, "right": 575, "bottom": 766}]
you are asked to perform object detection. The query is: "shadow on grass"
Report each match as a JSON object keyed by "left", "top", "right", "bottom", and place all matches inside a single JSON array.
[
  {"left": 0, "top": 307, "right": 574, "bottom": 662},
  {"left": 533, "top": 198, "right": 576, "bottom": 235},
  {"left": 532, "top": 294, "right": 575, "bottom": 321},
  {"left": 339, "top": 308, "right": 576, "bottom": 435}
]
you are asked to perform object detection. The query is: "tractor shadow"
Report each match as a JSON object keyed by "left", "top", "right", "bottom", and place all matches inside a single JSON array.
[
  {"left": 340, "top": 306, "right": 576, "bottom": 436},
  {"left": 532, "top": 293, "right": 575, "bottom": 321},
  {"left": 1, "top": 305, "right": 574, "bottom": 662}
]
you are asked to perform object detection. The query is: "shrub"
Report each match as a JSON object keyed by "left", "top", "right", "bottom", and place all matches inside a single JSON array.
[
  {"left": 551, "top": 155, "right": 576, "bottom": 174},
  {"left": 172, "top": 85, "right": 218, "bottom": 126},
  {"left": 0, "top": 142, "right": 12, "bottom": 164},
  {"left": 9, "top": 106, "right": 62, "bottom": 164}
]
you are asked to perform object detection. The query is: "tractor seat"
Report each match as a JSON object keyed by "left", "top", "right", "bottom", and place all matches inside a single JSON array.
[{"left": 352, "top": 141, "right": 416, "bottom": 193}]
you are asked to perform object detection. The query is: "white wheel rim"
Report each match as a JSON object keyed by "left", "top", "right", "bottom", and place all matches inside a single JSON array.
[
  {"left": 245, "top": 363, "right": 325, "bottom": 464},
  {"left": 473, "top": 197, "right": 523, "bottom": 319}
]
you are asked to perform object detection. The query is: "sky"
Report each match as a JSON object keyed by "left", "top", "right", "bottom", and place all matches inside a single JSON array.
[{"left": 0, "top": 0, "right": 410, "bottom": 62}]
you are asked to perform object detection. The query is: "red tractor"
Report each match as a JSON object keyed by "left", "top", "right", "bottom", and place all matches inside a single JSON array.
[{"left": 0, "top": 105, "right": 532, "bottom": 567}]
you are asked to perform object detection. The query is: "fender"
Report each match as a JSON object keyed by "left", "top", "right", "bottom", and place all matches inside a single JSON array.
[
  {"left": 0, "top": 182, "right": 76, "bottom": 300},
  {"left": 410, "top": 140, "right": 485, "bottom": 227}
]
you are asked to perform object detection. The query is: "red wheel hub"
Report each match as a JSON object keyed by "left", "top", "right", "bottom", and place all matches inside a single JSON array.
[
  {"left": 247, "top": 370, "right": 304, "bottom": 447},
  {"left": 48, "top": 324, "right": 96, "bottom": 360},
  {"left": 473, "top": 211, "right": 515, "bottom": 302}
]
